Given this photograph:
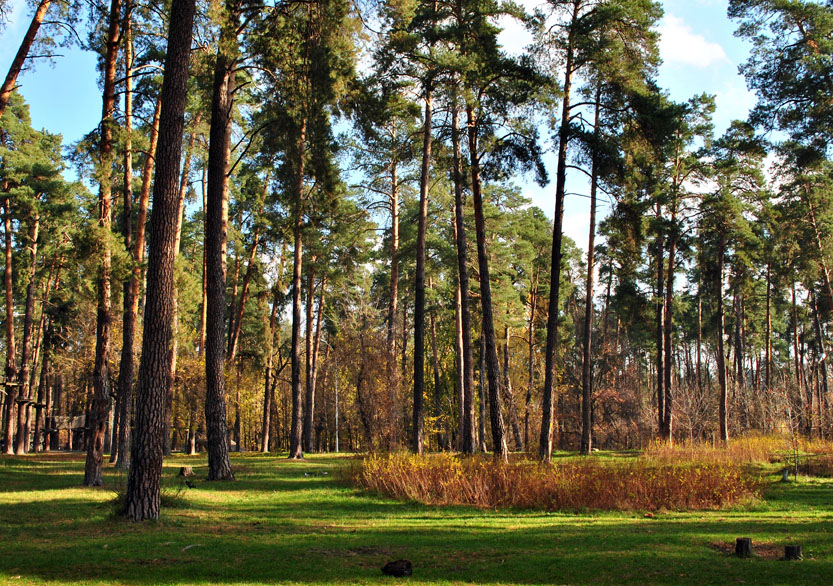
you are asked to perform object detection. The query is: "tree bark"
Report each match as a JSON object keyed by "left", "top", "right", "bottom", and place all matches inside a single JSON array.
[
  {"left": 0, "top": 0, "right": 52, "bottom": 117},
  {"left": 125, "top": 0, "right": 196, "bottom": 520},
  {"left": 204, "top": 0, "right": 238, "bottom": 481},
  {"left": 412, "top": 85, "right": 433, "bottom": 456},
  {"left": 84, "top": 0, "right": 121, "bottom": 487}
]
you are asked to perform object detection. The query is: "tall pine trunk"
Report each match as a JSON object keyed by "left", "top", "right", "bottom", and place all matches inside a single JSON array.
[
  {"left": 125, "top": 0, "right": 196, "bottom": 519},
  {"left": 412, "top": 85, "right": 433, "bottom": 455},
  {"left": 580, "top": 87, "right": 600, "bottom": 455},
  {"left": 289, "top": 118, "right": 307, "bottom": 460},
  {"left": 451, "top": 91, "right": 475, "bottom": 454},
  {"left": 717, "top": 234, "right": 729, "bottom": 443},
  {"left": 84, "top": 0, "right": 121, "bottom": 487},
  {"left": 204, "top": 0, "right": 238, "bottom": 480}
]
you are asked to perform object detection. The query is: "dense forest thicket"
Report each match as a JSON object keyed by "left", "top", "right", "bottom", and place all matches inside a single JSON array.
[{"left": 1, "top": 0, "right": 833, "bottom": 517}]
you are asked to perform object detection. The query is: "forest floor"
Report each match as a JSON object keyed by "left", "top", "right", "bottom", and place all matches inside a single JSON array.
[{"left": 0, "top": 451, "right": 831, "bottom": 585}]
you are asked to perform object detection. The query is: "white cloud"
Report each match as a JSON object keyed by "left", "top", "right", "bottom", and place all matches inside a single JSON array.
[
  {"left": 658, "top": 15, "right": 729, "bottom": 69},
  {"left": 714, "top": 81, "right": 758, "bottom": 131}
]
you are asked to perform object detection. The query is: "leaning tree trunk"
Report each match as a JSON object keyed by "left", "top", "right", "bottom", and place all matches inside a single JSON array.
[
  {"left": 84, "top": 0, "right": 121, "bottom": 487},
  {"left": 467, "top": 105, "right": 507, "bottom": 461},
  {"left": 412, "top": 84, "right": 433, "bottom": 456},
  {"left": 540, "top": 3, "right": 577, "bottom": 461},
  {"left": 204, "top": 0, "right": 238, "bottom": 481},
  {"left": 124, "top": 0, "right": 196, "bottom": 520},
  {"left": 0, "top": 0, "right": 52, "bottom": 117}
]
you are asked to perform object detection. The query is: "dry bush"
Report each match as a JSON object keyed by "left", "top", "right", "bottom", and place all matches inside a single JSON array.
[
  {"left": 349, "top": 452, "right": 761, "bottom": 512},
  {"left": 644, "top": 434, "right": 833, "bottom": 468}
]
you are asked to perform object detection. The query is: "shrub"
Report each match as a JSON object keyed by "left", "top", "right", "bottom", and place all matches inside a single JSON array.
[{"left": 348, "top": 452, "right": 761, "bottom": 512}]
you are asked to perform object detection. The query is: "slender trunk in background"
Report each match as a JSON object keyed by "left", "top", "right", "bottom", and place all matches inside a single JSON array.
[
  {"left": 429, "top": 308, "right": 443, "bottom": 450},
  {"left": 812, "top": 289, "right": 829, "bottom": 435},
  {"left": 717, "top": 234, "right": 729, "bottom": 442},
  {"left": 32, "top": 324, "right": 52, "bottom": 452},
  {"left": 125, "top": 0, "right": 197, "bottom": 519},
  {"left": 765, "top": 262, "right": 772, "bottom": 394},
  {"left": 387, "top": 142, "right": 400, "bottom": 445},
  {"left": 2, "top": 203, "right": 16, "bottom": 455},
  {"left": 451, "top": 92, "right": 475, "bottom": 454},
  {"left": 0, "top": 0, "right": 52, "bottom": 116},
  {"left": 453, "top": 281, "right": 464, "bottom": 450},
  {"left": 289, "top": 118, "right": 307, "bottom": 460},
  {"left": 468, "top": 105, "right": 507, "bottom": 461},
  {"left": 199, "top": 164, "right": 208, "bottom": 357},
  {"left": 412, "top": 85, "right": 433, "bottom": 456},
  {"left": 580, "top": 87, "right": 600, "bottom": 455},
  {"left": 228, "top": 185, "right": 265, "bottom": 362},
  {"left": 540, "top": 1, "right": 578, "bottom": 461},
  {"left": 84, "top": 0, "right": 121, "bottom": 487},
  {"left": 204, "top": 0, "right": 239, "bottom": 481},
  {"left": 163, "top": 116, "right": 199, "bottom": 456},
  {"left": 117, "top": 88, "right": 160, "bottom": 470},
  {"left": 14, "top": 214, "right": 39, "bottom": 454},
  {"left": 261, "top": 284, "right": 281, "bottom": 453},
  {"left": 663, "top": 209, "right": 677, "bottom": 444},
  {"left": 478, "top": 332, "right": 487, "bottom": 453},
  {"left": 655, "top": 227, "right": 665, "bottom": 439},
  {"left": 792, "top": 281, "right": 802, "bottom": 430},
  {"left": 303, "top": 264, "right": 317, "bottom": 452},
  {"left": 503, "top": 323, "right": 523, "bottom": 451},
  {"left": 111, "top": 19, "right": 133, "bottom": 463},
  {"left": 525, "top": 267, "right": 539, "bottom": 450}
]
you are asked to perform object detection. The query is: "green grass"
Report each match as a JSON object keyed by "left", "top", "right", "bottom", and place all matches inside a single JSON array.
[{"left": 1, "top": 452, "right": 831, "bottom": 585}]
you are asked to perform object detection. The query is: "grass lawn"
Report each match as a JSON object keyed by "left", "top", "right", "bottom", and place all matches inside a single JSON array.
[{"left": 0, "top": 452, "right": 831, "bottom": 585}]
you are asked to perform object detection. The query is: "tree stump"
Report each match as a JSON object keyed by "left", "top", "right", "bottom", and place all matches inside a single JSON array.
[
  {"left": 381, "top": 559, "right": 412, "bottom": 577},
  {"left": 784, "top": 545, "right": 803, "bottom": 561},
  {"left": 735, "top": 537, "right": 752, "bottom": 558},
  {"left": 179, "top": 466, "right": 194, "bottom": 477}
]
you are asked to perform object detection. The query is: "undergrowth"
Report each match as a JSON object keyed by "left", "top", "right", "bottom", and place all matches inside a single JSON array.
[{"left": 349, "top": 452, "right": 762, "bottom": 511}]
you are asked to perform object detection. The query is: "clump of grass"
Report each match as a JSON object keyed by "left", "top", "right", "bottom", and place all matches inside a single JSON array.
[
  {"left": 349, "top": 453, "right": 761, "bottom": 511},
  {"left": 644, "top": 433, "right": 833, "bottom": 470}
]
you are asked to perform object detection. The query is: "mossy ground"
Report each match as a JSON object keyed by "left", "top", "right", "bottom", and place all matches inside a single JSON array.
[{"left": 1, "top": 452, "right": 831, "bottom": 585}]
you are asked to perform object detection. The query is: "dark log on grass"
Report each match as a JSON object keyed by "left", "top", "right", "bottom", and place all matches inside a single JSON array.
[
  {"left": 735, "top": 538, "right": 752, "bottom": 558},
  {"left": 784, "top": 545, "right": 803, "bottom": 561},
  {"left": 382, "top": 560, "right": 412, "bottom": 577}
]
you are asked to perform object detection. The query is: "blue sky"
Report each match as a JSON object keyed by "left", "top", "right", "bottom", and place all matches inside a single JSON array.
[{"left": 0, "top": 0, "right": 758, "bottom": 250}]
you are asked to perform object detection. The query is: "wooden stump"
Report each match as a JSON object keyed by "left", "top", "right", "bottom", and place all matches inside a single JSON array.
[
  {"left": 179, "top": 466, "right": 194, "bottom": 477},
  {"left": 784, "top": 545, "right": 803, "bottom": 561},
  {"left": 735, "top": 537, "right": 752, "bottom": 558}
]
